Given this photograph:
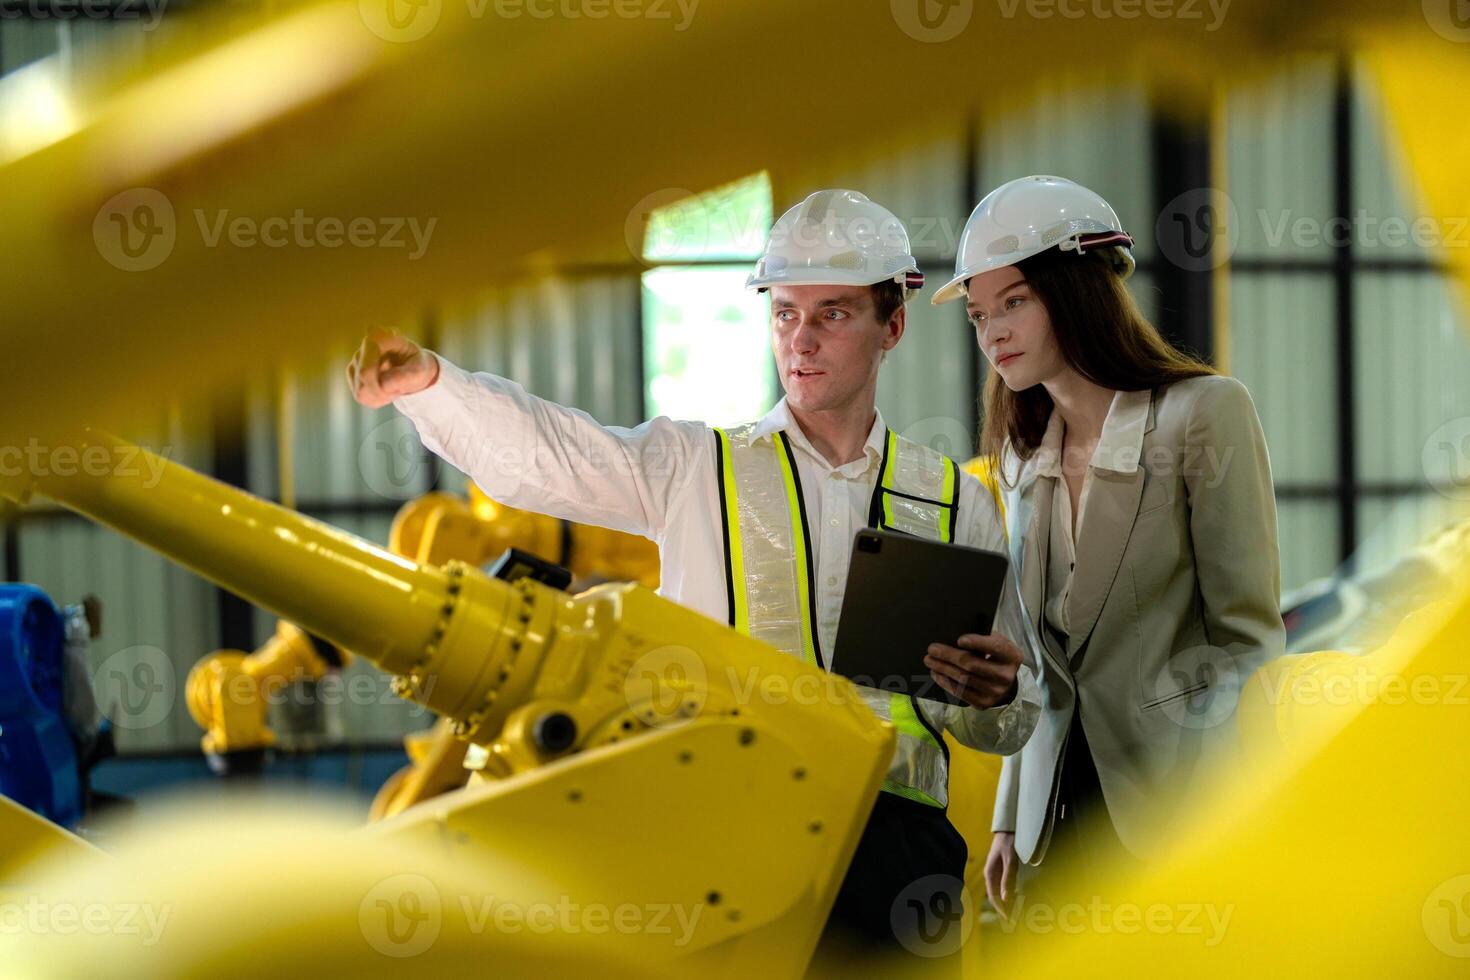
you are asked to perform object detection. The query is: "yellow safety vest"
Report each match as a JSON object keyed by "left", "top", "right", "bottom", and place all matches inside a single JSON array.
[{"left": 714, "top": 424, "right": 962, "bottom": 807}]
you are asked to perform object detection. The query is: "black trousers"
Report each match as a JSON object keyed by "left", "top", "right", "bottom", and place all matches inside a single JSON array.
[
  {"left": 1022, "top": 706, "right": 1133, "bottom": 905},
  {"left": 812, "top": 792, "right": 968, "bottom": 975}
]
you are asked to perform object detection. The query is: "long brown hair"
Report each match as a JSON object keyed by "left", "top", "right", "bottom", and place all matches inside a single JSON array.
[{"left": 978, "top": 248, "right": 1215, "bottom": 480}]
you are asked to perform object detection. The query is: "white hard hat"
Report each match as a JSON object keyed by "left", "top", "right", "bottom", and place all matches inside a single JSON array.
[
  {"left": 931, "top": 175, "right": 1135, "bottom": 306},
  {"left": 746, "top": 189, "right": 924, "bottom": 298}
]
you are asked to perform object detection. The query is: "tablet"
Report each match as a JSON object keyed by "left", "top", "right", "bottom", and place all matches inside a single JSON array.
[{"left": 830, "top": 529, "right": 1011, "bottom": 707}]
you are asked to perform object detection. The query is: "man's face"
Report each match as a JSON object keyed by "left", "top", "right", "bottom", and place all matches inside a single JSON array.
[{"left": 769, "top": 284, "right": 904, "bottom": 414}]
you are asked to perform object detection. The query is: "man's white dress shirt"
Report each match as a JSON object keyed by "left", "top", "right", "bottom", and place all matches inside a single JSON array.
[{"left": 396, "top": 353, "right": 1038, "bottom": 752}]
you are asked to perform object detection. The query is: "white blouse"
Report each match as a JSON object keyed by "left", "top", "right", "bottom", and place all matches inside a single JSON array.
[{"left": 1034, "top": 391, "right": 1136, "bottom": 643}]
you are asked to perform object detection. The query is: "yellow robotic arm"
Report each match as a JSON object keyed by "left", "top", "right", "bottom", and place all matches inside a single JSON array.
[
  {"left": 374, "top": 483, "right": 663, "bottom": 818},
  {"left": 1, "top": 430, "right": 893, "bottom": 977},
  {"left": 187, "top": 481, "right": 658, "bottom": 775},
  {"left": 390, "top": 483, "right": 661, "bottom": 589},
  {"left": 185, "top": 618, "right": 348, "bottom": 767}
]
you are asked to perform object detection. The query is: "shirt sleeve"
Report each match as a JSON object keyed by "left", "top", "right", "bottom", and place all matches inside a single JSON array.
[
  {"left": 933, "top": 469, "right": 1041, "bottom": 756},
  {"left": 991, "top": 751, "right": 1021, "bottom": 833},
  {"left": 393, "top": 352, "right": 709, "bottom": 539}
]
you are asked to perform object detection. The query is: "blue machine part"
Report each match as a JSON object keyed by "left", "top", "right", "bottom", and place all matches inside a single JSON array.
[{"left": 0, "top": 584, "right": 82, "bottom": 828}]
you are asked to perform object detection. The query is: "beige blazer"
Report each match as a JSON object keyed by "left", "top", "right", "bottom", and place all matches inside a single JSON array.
[{"left": 992, "top": 375, "right": 1285, "bottom": 863}]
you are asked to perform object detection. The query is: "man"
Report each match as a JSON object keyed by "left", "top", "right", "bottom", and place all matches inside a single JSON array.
[{"left": 348, "top": 188, "right": 1039, "bottom": 959}]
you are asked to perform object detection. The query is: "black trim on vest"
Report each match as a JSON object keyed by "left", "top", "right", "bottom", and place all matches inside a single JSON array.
[
  {"left": 713, "top": 429, "right": 737, "bottom": 627},
  {"left": 776, "top": 432, "right": 825, "bottom": 671},
  {"left": 879, "top": 485, "right": 952, "bottom": 507},
  {"left": 945, "top": 458, "right": 961, "bottom": 542},
  {"left": 911, "top": 692, "right": 951, "bottom": 772},
  {"left": 867, "top": 427, "right": 892, "bottom": 529}
]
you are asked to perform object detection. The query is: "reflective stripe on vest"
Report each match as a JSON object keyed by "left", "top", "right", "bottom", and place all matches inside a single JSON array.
[
  {"left": 870, "top": 429, "right": 960, "bottom": 543},
  {"left": 715, "top": 424, "right": 961, "bottom": 807},
  {"left": 714, "top": 425, "right": 823, "bottom": 669}
]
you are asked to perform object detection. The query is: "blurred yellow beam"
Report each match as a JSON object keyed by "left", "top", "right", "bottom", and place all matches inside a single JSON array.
[{"left": 0, "top": 0, "right": 1424, "bottom": 439}]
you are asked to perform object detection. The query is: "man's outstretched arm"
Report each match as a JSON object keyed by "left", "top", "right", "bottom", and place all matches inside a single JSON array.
[{"left": 347, "top": 328, "right": 707, "bottom": 539}]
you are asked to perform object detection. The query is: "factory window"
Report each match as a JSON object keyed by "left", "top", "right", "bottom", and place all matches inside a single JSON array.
[
  {"left": 1226, "top": 56, "right": 1470, "bottom": 595},
  {"left": 640, "top": 173, "right": 779, "bottom": 427}
]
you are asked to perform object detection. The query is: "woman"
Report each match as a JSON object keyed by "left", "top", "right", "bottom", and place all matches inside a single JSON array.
[{"left": 929, "top": 176, "right": 1285, "bottom": 912}]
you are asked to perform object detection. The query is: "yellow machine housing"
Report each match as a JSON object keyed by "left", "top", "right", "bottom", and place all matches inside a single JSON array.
[{"left": 0, "top": 430, "right": 894, "bottom": 977}]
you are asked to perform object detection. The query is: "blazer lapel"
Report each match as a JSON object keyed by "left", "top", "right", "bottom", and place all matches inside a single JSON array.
[
  {"left": 1024, "top": 475, "right": 1054, "bottom": 639},
  {"left": 1005, "top": 458, "right": 1073, "bottom": 683},
  {"left": 1066, "top": 393, "right": 1158, "bottom": 658}
]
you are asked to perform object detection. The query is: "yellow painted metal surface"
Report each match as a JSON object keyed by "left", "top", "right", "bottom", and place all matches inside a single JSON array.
[
  {"left": 0, "top": 793, "right": 103, "bottom": 880},
  {"left": 0, "top": 0, "right": 1424, "bottom": 442},
  {"left": 375, "top": 485, "right": 660, "bottom": 819},
  {"left": 1, "top": 434, "right": 892, "bottom": 977}
]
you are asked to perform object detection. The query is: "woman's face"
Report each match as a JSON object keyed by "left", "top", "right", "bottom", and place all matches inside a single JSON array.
[{"left": 965, "top": 266, "right": 1065, "bottom": 392}]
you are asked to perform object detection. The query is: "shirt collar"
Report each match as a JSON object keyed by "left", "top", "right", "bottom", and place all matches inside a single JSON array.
[
  {"left": 750, "top": 397, "right": 888, "bottom": 471},
  {"left": 1034, "top": 388, "right": 1152, "bottom": 478}
]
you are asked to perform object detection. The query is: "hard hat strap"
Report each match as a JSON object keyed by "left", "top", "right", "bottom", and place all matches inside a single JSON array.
[{"left": 1068, "top": 230, "right": 1135, "bottom": 254}]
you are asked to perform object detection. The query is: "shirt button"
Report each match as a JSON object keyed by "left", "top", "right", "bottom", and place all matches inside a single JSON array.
[
  {"left": 829, "top": 518, "right": 839, "bottom": 527},
  {"left": 827, "top": 576, "right": 838, "bottom": 586}
]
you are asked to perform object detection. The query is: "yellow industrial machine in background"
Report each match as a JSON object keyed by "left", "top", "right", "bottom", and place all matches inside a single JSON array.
[
  {"left": 0, "top": 431, "right": 893, "bottom": 977},
  {"left": 186, "top": 618, "right": 348, "bottom": 768},
  {"left": 390, "top": 484, "right": 660, "bottom": 588}
]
